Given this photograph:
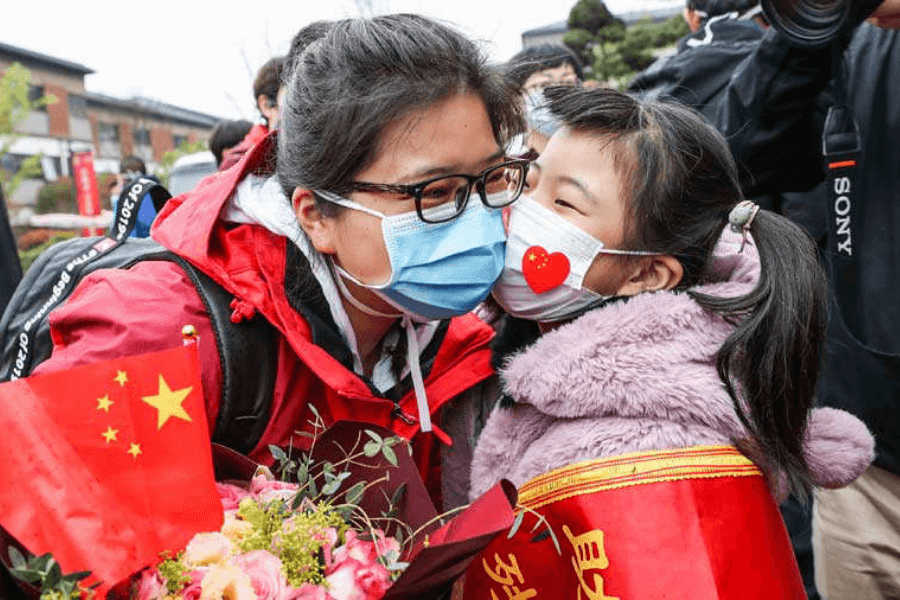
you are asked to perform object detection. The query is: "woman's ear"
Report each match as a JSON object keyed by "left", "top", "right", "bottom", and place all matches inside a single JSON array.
[
  {"left": 616, "top": 255, "right": 684, "bottom": 296},
  {"left": 293, "top": 188, "right": 336, "bottom": 254}
]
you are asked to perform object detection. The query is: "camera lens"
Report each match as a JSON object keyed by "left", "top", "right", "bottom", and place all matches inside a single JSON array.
[{"left": 762, "top": 0, "right": 850, "bottom": 47}]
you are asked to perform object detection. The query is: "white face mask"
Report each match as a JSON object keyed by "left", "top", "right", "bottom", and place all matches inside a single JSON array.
[{"left": 492, "top": 195, "right": 655, "bottom": 323}]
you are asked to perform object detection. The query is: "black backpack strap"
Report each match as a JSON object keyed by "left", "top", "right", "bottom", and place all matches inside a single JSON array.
[
  {"left": 169, "top": 258, "right": 277, "bottom": 455},
  {"left": 110, "top": 249, "right": 278, "bottom": 455}
]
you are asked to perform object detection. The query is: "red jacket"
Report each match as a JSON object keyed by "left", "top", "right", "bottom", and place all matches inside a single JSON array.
[{"left": 36, "top": 133, "right": 495, "bottom": 503}]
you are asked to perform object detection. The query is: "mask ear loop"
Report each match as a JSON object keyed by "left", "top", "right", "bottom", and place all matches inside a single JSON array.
[
  {"left": 331, "top": 260, "right": 402, "bottom": 318},
  {"left": 402, "top": 315, "right": 432, "bottom": 433}
]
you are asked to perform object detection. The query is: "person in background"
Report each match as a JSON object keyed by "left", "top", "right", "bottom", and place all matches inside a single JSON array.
[
  {"left": 504, "top": 44, "right": 583, "bottom": 159},
  {"left": 209, "top": 120, "right": 253, "bottom": 168},
  {"left": 108, "top": 156, "right": 159, "bottom": 238},
  {"left": 219, "top": 56, "right": 286, "bottom": 171},
  {"left": 30, "top": 14, "right": 526, "bottom": 513}
]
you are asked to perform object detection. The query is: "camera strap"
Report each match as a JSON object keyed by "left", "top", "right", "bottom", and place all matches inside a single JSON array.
[{"left": 822, "top": 48, "right": 860, "bottom": 291}]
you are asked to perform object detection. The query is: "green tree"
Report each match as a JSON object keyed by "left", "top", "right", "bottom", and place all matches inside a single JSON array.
[
  {"left": 564, "top": 0, "right": 690, "bottom": 89},
  {"left": 0, "top": 62, "right": 57, "bottom": 198}
]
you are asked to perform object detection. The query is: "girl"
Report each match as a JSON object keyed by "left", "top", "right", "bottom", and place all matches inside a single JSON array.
[
  {"left": 464, "top": 88, "right": 873, "bottom": 598},
  {"left": 30, "top": 14, "right": 526, "bottom": 510}
]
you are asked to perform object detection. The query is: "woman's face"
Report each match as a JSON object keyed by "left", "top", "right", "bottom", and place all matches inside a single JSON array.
[
  {"left": 321, "top": 92, "right": 504, "bottom": 286},
  {"left": 516, "top": 127, "right": 635, "bottom": 296}
]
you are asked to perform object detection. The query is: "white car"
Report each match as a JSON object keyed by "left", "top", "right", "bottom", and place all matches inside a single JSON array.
[{"left": 167, "top": 151, "right": 217, "bottom": 196}]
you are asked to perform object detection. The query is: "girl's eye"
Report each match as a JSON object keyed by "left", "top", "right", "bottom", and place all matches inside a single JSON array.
[{"left": 554, "top": 198, "right": 576, "bottom": 210}]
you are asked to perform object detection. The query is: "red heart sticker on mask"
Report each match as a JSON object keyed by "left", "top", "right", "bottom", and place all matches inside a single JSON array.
[{"left": 522, "top": 245, "right": 570, "bottom": 294}]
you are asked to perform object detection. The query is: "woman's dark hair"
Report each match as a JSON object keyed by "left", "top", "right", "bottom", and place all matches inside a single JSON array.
[
  {"left": 546, "top": 86, "right": 827, "bottom": 495},
  {"left": 505, "top": 44, "right": 584, "bottom": 90},
  {"left": 209, "top": 120, "right": 253, "bottom": 166},
  {"left": 253, "top": 56, "right": 286, "bottom": 121},
  {"left": 277, "top": 13, "right": 524, "bottom": 213}
]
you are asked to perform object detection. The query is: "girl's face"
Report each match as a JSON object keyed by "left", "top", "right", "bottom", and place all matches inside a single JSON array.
[
  {"left": 517, "top": 127, "right": 636, "bottom": 297},
  {"left": 305, "top": 92, "right": 504, "bottom": 297}
]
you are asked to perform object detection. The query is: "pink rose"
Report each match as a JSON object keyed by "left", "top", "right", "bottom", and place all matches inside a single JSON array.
[
  {"left": 334, "top": 530, "right": 398, "bottom": 566},
  {"left": 279, "top": 583, "right": 331, "bottom": 600},
  {"left": 217, "top": 482, "right": 253, "bottom": 511},
  {"left": 325, "top": 558, "right": 391, "bottom": 600},
  {"left": 231, "top": 550, "right": 289, "bottom": 600},
  {"left": 249, "top": 474, "right": 298, "bottom": 495},
  {"left": 181, "top": 570, "right": 205, "bottom": 600},
  {"left": 134, "top": 569, "right": 166, "bottom": 600}
]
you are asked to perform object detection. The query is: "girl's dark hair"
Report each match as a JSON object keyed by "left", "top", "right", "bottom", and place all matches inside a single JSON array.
[
  {"left": 505, "top": 44, "right": 584, "bottom": 90},
  {"left": 277, "top": 13, "right": 524, "bottom": 214},
  {"left": 546, "top": 86, "right": 827, "bottom": 494}
]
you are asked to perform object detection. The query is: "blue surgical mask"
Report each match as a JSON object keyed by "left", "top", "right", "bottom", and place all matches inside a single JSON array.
[{"left": 315, "top": 190, "right": 507, "bottom": 321}]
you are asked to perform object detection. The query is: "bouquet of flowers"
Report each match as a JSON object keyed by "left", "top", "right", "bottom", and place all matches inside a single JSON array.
[
  {"left": 4, "top": 419, "right": 519, "bottom": 600},
  {"left": 135, "top": 470, "right": 403, "bottom": 599}
]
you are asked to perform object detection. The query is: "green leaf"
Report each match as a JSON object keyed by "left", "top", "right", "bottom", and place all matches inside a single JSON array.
[
  {"left": 296, "top": 462, "right": 308, "bottom": 484},
  {"left": 9, "top": 569, "right": 42, "bottom": 583},
  {"left": 31, "top": 553, "right": 53, "bottom": 572},
  {"left": 321, "top": 480, "right": 341, "bottom": 495},
  {"left": 389, "top": 482, "right": 407, "bottom": 508},
  {"left": 58, "top": 579, "right": 75, "bottom": 596},
  {"left": 308, "top": 404, "right": 322, "bottom": 420},
  {"left": 44, "top": 560, "right": 62, "bottom": 588},
  {"left": 364, "top": 430, "right": 383, "bottom": 444},
  {"left": 307, "top": 476, "right": 318, "bottom": 498},
  {"left": 508, "top": 511, "right": 525, "bottom": 539},
  {"left": 363, "top": 441, "right": 381, "bottom": 457},
  {"left": 8, "top": 546, "right": 27, "bottom": 570},
  {"left": 268, "top": 444, "right": 287, "bottom": 462},
  {"left": 345, "top": 482, "right": 365, "bottom": 505},
  {"left": 381, "top": 445, "right": 398, "bottom": 467},
  {"left": 62, "top": 570, "right": 92, "bottom": 582}
]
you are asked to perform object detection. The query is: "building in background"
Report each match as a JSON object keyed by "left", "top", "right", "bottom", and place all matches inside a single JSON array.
[{"left": 0, "top": 41, "right": 221, "bottom": 211}]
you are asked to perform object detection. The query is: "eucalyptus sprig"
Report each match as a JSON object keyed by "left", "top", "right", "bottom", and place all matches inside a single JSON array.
[{"left": 7, "top": 546, "right": 97, "bottom": 599}]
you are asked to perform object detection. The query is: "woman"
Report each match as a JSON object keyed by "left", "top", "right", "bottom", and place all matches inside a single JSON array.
[
  {"left": 32, "top": 14, "right": 525, "bottom": 510},
  {"left": 463, "top": 88, "right": 873, "bottom": 598}
]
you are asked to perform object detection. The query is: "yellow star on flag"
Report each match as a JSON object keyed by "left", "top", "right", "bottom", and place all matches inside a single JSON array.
[
  {"left": 527, "top": 252, "right": 536, "bottom": 261},
  {"left": 101, "top": 426, "right": 118, "bottom": 444},
  {"left": 141, "top": 375, "right": 193, "bottom": 430},
  {"left": 96, "top": 395, "right": 113, "bottom": 412},
  {"left": 114, "top": 370, "right": 129, "bottom": 386},
  {"left": 127, "top": 443, "right": 142, "bottom": 459}
]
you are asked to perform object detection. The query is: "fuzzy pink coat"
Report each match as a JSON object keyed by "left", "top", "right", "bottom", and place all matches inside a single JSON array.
[{"left": 470, "top": 230, "right": 875, "bottom": 500}]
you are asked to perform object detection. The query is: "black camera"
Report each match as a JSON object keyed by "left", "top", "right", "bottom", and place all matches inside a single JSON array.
[
  {"left": 762, "top": 0, "right": 885, "bottom": 47},
  {"left": 761, "top": 0, "right": 851, "bottom": 47}
]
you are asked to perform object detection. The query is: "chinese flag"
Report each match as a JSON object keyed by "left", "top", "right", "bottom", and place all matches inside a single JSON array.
[{"left": 0, "top": 343, "right": 223, "bottom": 593}]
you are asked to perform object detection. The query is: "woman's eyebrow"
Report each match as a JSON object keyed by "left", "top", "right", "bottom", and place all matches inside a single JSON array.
[{"left": 402, "top": 149, "right": 507, "bottom": 181}]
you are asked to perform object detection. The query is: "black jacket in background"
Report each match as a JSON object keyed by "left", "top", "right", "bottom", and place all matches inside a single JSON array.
[{"left": 635, "top": 20, "right": 900, "bottom": 477}]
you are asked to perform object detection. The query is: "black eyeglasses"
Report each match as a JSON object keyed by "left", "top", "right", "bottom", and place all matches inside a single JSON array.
[{"left": 344, "top": 159, "right": 530, "bottom": 224}]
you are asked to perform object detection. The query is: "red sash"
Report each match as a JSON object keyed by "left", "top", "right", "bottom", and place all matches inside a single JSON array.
[{"left": 462, "top": 446, "right": 806, "bottom": 599}]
